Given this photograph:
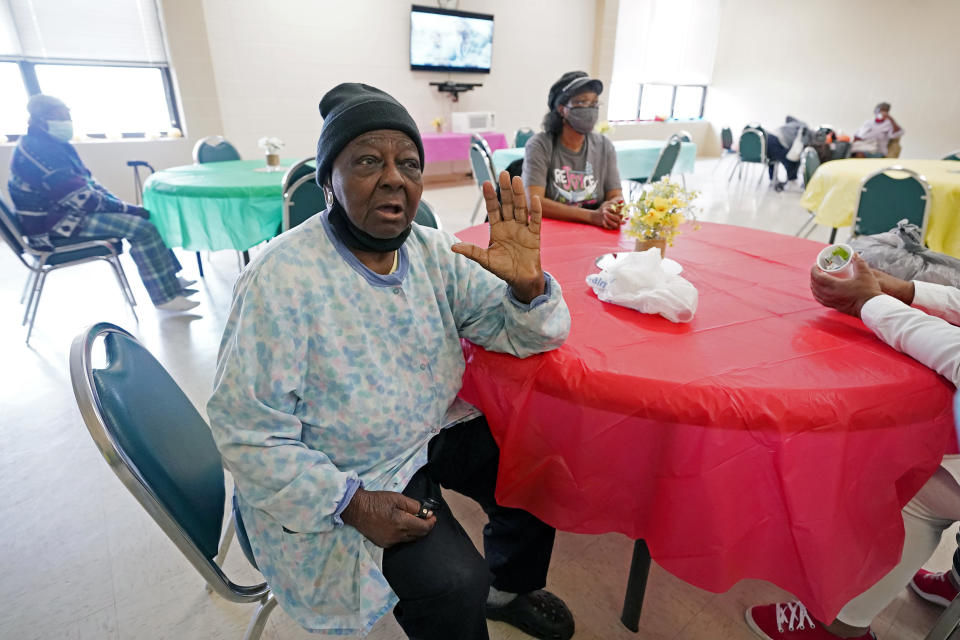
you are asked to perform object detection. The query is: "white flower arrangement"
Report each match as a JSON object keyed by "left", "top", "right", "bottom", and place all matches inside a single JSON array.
[{"left": 258, "top": 136, "right": 284, "bottom": 154}]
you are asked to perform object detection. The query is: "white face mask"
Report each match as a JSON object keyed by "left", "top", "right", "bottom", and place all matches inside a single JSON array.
[{"left": 46, "top": 120, "right": 74, "bottom": 142}]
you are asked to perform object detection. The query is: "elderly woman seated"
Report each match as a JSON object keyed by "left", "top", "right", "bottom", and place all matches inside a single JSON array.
[{"left": 207, "top": 83, "right": 574, "bottom": 640}]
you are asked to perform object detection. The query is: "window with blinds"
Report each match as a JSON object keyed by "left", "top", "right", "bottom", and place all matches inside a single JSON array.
[{"left": 0, "top": 0, "right": 179, "bottom": 139}]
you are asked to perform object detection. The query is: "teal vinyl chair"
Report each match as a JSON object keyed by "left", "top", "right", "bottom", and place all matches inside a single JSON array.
[
  {"left": 795, "top": 147, "right": 824, "bottom": 237},
  {"left": 70, "top": 323, "right": 277, "bottom": 640},
  {"left": 728, "top": 127, "right": 768, "bottom": 187},
  {"left": 627, "top": 134, "right": 682, "bottom": 197},
  {"left": 852, "top": 166, "right": 931, "bottom": 239},
  {"left": 0, "top": 197, "right": 136, "bottom": 344},
  {"left": 514, "top": 127, "right": 535, "bottom": 148},
  {"left": 414, "top": 198, "right": 442, "bottom": 229},
  {"left": 469, "top": 141, "right": 496, "bottom": 224},
  {"left": 944, "top": 150, "right": 960, "bottom": 161},
  {"left": 193, "top": 135, "right": 241, "bottom": 164},
  {"left": 281, "top": 159, "right": 325, "bottom": 232}
]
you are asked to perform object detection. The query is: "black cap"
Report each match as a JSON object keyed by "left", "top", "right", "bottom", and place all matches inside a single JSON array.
[
  {"left": 548, "top": 71, "right": 603, "bottom": 110},
  {"left": 316, "top": 83, "right": 424, "bottom": 185}
]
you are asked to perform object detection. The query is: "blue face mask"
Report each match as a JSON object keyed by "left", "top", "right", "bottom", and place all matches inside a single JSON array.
[{"left": 46, "top": 120, "right": 74, "bottom": 142}]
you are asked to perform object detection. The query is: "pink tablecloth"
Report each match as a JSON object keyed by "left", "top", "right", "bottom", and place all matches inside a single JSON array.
[{"left": 420, "top": 131, "right": 507, "bottom": 164}]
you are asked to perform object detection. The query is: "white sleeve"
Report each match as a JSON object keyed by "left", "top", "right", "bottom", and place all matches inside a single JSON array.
[
  {"left": 912, "top": 281, "right": 960, "bottom": 325},
  {"left": 861, "top": 294, "right": 960, "bottom": 388}
]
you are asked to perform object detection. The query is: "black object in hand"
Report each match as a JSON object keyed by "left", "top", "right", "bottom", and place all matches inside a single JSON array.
[{"left": 417, "top": 497, "right": 442, "bottom": 519}]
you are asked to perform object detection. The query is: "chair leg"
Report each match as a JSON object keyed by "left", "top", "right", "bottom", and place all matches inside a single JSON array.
[
  {"left": 25, "top": 272, "right": 47, "bottom": 344},
  {"left": 242, "top": 592, "right": 278, "bottom": 640},
  {"left": 728, "top": 160, "right": 740, "bottom": 183},
  {"left": 620, "top": 539, "right": 652, "bottom": 632},
  {"left": 23, "top": 269, "right": 44, "bottom": 325},
  {"left": 924, "top": 592, "right": 960, "bottom": 640},
  {"left": 795, "top": 215, "right": 816, "bottom": 238},
  {"left": 20, "top": 271, "right": 38, "bottom": 305},
  {"left": 107, "top": 258, "right": 139, "bottom": 323},
  {"left": 828, "top": 228, "right": 838, "bottom": 243},
  {"left": 115, "top": 259, "right": 138, "bottom": 307},
  {"left": 470, "top": 192, "right": 484, "bottom": 224},
  {"left": 195, "top": 252, "right": 204, "bottom": 278}
]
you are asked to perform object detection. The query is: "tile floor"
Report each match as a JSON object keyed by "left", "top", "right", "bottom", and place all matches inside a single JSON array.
[{"left": 0, "top": 158, "right": 948, "bottom": 639}]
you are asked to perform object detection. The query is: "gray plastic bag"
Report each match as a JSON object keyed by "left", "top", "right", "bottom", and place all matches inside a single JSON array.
[{"left": 850, "top": 220, "right": 960, "bottom": 287}]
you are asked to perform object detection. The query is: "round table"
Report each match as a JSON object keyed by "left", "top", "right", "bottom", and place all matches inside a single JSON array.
[
  {"left": 492, "top": 138, "right": 697, "bottom": 177},
  {"left": 143, "top": 159, "right": 294, "bottom": 252},
  {"left": 801, "top": 158, "right": 960, "bottom": 257},
  {"left": 455, "top": 219, "right": 955, "bottom": 622}
]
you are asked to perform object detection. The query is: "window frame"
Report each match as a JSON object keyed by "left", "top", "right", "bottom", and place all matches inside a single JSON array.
[
  {"left": 1, "top": 56, "right": 181, "bottom": 139},
  {"left": 632, "top": 83, "right": 707, "bottom": 121}
]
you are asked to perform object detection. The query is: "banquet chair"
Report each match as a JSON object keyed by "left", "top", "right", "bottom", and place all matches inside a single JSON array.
[
  {"left": 193, "top": 135, "right": 241, "bottom": 164},
  {"left": 944, "top": 150, "right": 960, "bottom": 162},
  {"left": 795, "top": 147, "right": 823, "bottom": 238},
  {"left": 514, "top": 127, "right": 535, "bottom": 148},
  {"left": 626, "top": 134, "right": 682, "bottom": 198},
  {"left": 852, "top": 166, "right": 930, "bottom": 240},
  {"left": 675, "top": 130, "right": 692, "bottom": 143},
  {"left": 728, "top": 127, "right": 769, "bottom": 188},
  {"left": 281, "top": 159, "right": 325, "bottom": 233},
  {"left": 0, "top": 197, "right": 136, "bottom": 344},
  {"left": 469, "top": 141, "right": 497, "bottom": 224},
  {"left": 414, "top": 198, "right": 442, "bottom": 230},
  {"left": 721, "top": 127, "right": 734, "bottom": 151},
  {"left": 69, "top": 323, "right": 277, "bottom": 640}
]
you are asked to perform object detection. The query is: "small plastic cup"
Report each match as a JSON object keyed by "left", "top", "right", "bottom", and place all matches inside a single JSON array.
[{"left": 816, "top": 243, "right": 855, "bottom": 279}]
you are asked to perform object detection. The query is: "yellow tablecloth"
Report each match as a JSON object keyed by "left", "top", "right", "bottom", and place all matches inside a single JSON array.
[{"left": 801, "top": 158, "right": 960, "bottom": 257}]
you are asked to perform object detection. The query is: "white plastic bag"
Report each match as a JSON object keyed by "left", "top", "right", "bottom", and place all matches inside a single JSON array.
[
  {"left": 786, "top": 128, "right": 804, "bottom": 162},
  {"left": 586, "top": 248, "right": 698, "bottom": 323}
]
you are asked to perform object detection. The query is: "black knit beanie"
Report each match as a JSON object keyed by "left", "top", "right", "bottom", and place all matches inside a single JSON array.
[{"left": 315, "top": 83, "right": 424, "bottom": 186}]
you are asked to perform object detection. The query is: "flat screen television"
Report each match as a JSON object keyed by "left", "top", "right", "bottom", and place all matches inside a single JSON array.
[{"left": 410, "top": 5, "right": 494, "bottom": 73}]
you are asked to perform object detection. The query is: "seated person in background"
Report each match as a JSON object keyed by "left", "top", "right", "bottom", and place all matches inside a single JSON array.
[
  {"left": 746, "top": 255, "right": 960, "bottom": 640},
  {"left": 765, "top": 115, "right": 809, "bottom": 191},
  {"left": 523, "top": 71, "right": 623, "bottom": 230},
  {"left": 7, "top": 95, "right": 197, "bottom": 311},
  {"left": 207, "top": 83, "right": 575, "bottom": 640},
  {"left": 850, "top": 102, "right": 903, "bottom": 158}
]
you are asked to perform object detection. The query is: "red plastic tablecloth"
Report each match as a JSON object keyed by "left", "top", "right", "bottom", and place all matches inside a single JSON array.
[
  {"left": 456, "top": 219, "right": 956, "bottom": 622},
  {"left": 421, "top": 131, "right": 507, "bottom": 163}
]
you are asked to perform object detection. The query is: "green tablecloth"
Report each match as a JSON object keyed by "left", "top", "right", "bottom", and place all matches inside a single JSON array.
[
  {"left": 143, "top": 159, "right": 293, "bottom": 251},
  {"left": 492, "top": 138, "right": 697, "bottom": 178}
]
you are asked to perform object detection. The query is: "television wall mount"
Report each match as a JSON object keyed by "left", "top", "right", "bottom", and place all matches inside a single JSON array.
[{"left": 430, "top": 81, "right": 482, "bottom": 102}]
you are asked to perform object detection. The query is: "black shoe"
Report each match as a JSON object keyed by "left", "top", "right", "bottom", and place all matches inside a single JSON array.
[{"left": 486, "top": 590, "right": 574, "bottom": 640}]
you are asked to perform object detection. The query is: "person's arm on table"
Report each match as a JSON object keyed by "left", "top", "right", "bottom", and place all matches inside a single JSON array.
[
  {"left": 450, "top": 172, "right": 571, "bottom": 358},
  {"left": 811, "top": 256, "right": 960, "bottom": 387},
  {"left": 208, "top": 268, "right": 434, "bottom": 547}
]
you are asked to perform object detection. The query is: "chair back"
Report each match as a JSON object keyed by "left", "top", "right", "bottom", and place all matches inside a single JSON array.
[
  {"left": 281, "top": 157, "right": 316, "bottom": 194},
  {"left": 854, "top": 166, "right": 931, "bottom": 239},
  {"left": 675, "top": 130, "right": 693, "bottom": 143},
  {"left": 0, "top": 197, "right": 28, "bottom": 258},
  {"left": 69, "top": 323, "right": 268, "bottom": 603},
  {"left": 800, "top": 146, "right": 821, "bottom": 186},
  {"left": 514, "top": 127, "right": 535, "bottom": 148},
  {"left": 470, "top": 142, "right": 496, "bottom": 188},
  {"left": 283, "top": 173, "right": 326, "bottom": 233},
  {"left": 414, "top": 198, "right": 441, "bottom": 230},
  {"left": 944, "top": 149, "right": 960, "bottom": 161},
  {"left": 193, "top": 135, "right": 241, "bottom": 164},
  {"left": 721, "top": 127, "right": 733, "bottom": 150},
  {"left": 738, "top": 128, "right": 766, "bottom": 163},
  {"left": 649, "top": 135, "right": 682, "bottom": 183}
]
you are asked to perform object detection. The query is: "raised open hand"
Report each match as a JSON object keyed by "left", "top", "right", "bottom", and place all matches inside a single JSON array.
[{"left": 451, "top": 171, "right": 546, "bottom": 303}]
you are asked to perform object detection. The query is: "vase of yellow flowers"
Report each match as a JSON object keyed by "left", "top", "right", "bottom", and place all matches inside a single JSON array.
[
  {"left": 431, "top": 117, "right": 444, "bottom": 133},
  {"left": 619, "top": 177, "right": 700, "bottom": 256}
]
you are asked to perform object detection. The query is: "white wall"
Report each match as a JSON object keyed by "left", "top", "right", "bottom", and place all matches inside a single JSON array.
[
  {"left": 706, "top": 0, "right": 960, "bottom": 159},
  {"left": 0, "top": 0, "right": 225, "bottom": 203},
  {"left": 199, "top": 0, "right": 597, "bottom": 161}
]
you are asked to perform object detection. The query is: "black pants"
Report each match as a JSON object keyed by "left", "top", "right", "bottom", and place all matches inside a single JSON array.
[
  {"left": 381, "top": 416, "right": 556, "bottom": 640},
  {"left": 766, "top": 135, "right": 800, "bottom": 181}
]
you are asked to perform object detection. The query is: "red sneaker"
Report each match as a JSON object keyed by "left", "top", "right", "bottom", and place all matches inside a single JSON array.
[
  {"left": 745, "top": 602, "right": 876, "bottom": 639},
  {"left": 910, "top": 569, "right": 960, "bottom": 607}
]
